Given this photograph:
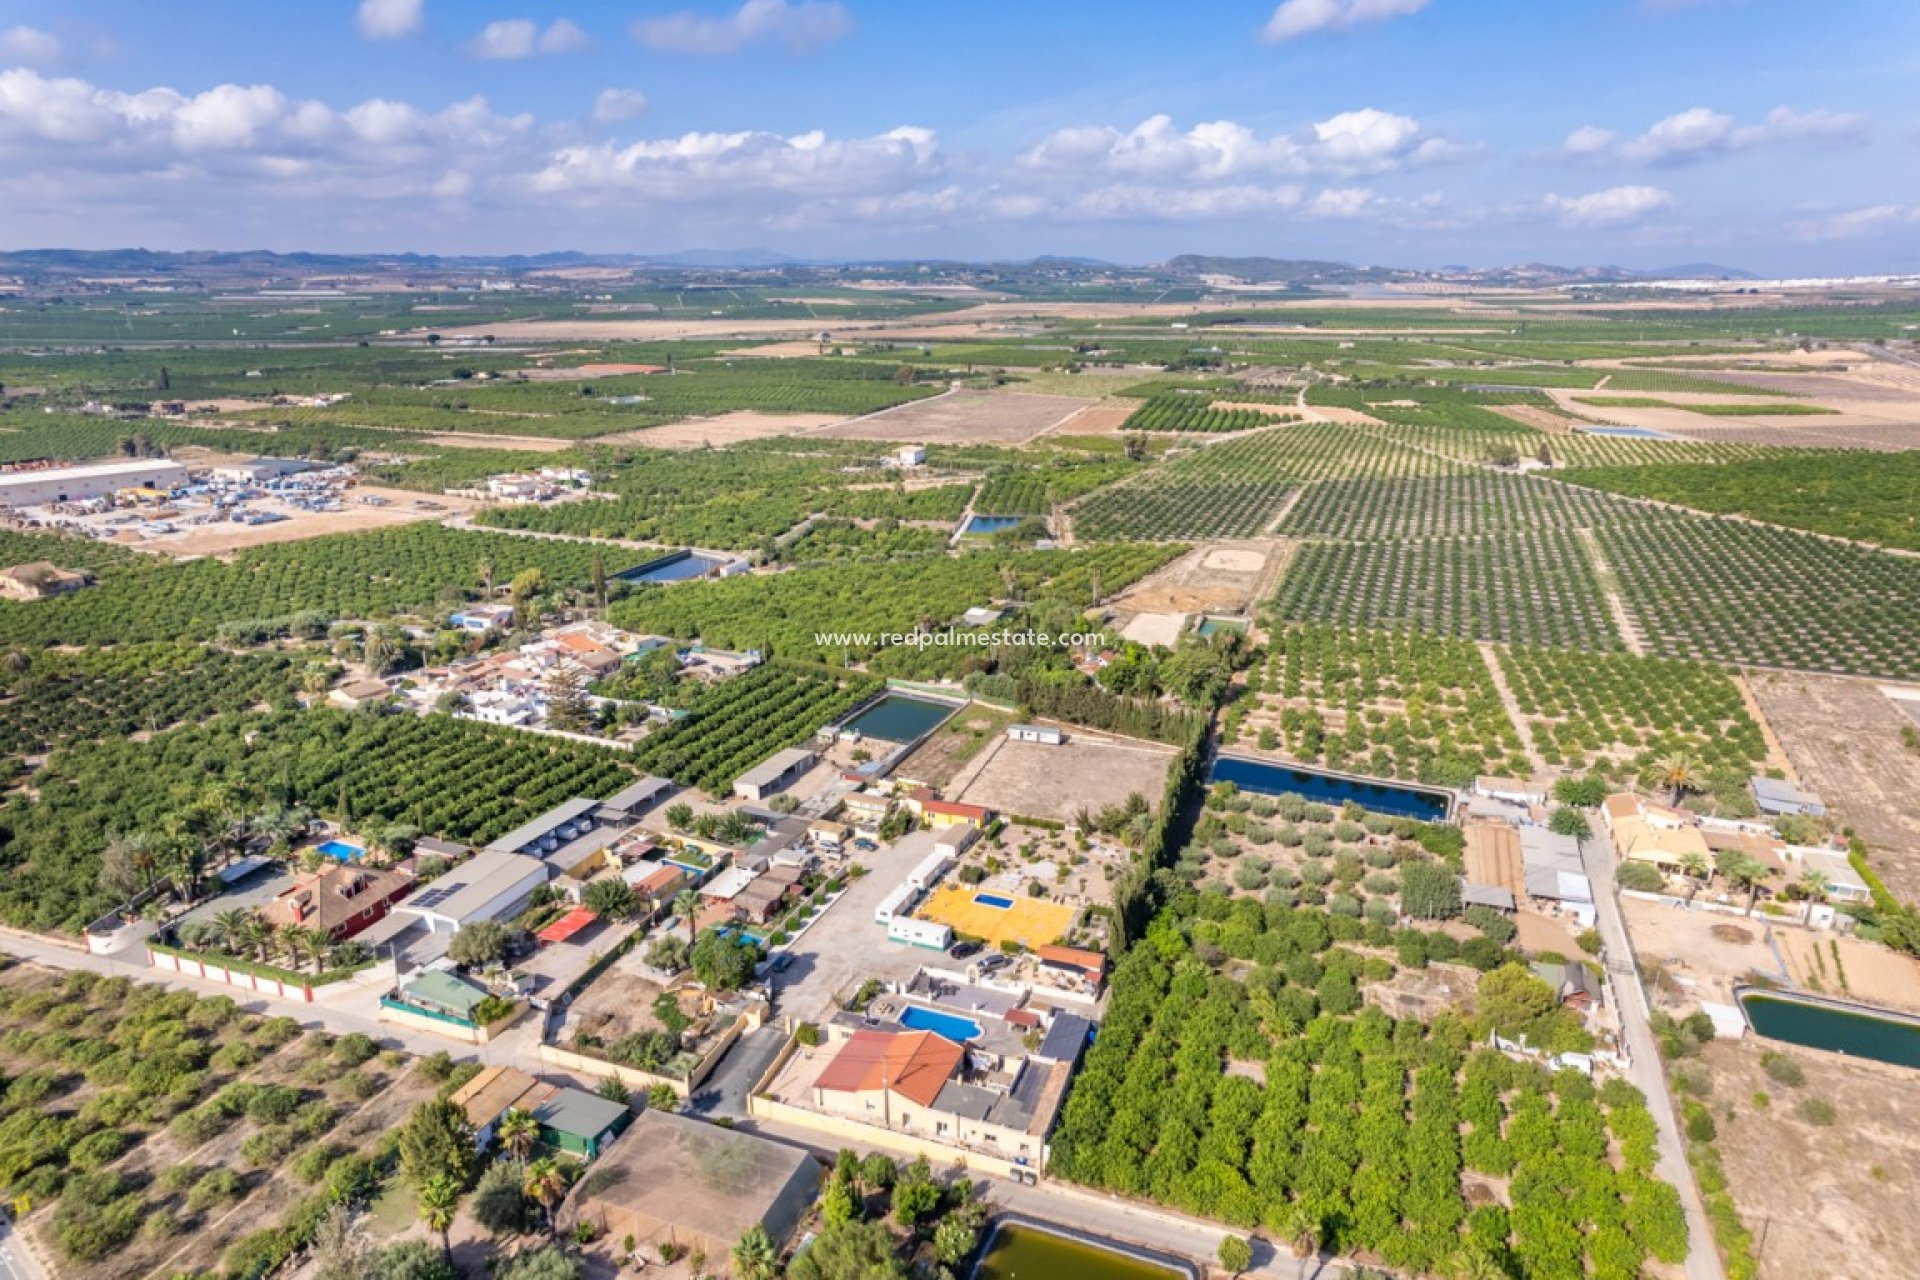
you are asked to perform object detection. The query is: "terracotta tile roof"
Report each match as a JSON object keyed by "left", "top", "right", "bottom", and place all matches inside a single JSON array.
[
  {"left": 1036, "top": 944, "right": 1108, "bottom": 976},
  {"left": 923, "top": 799, "right": 989, "bottom": 821},
  {"left": 258, "top": 864, "right": 412, "bottom": 935},
  {"left": 814, "top": 1029, "right": 963, "bottom": 1109}
]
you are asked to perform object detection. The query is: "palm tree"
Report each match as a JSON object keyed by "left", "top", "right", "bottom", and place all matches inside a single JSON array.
[
  {"left": 731, "top": 1225, "right": 780, "bottom": 1280},
  {"left": 1716, "top": 851, "right": 1770, "bottom": 917},
  {"left": 497, "top": 1107, "right": 540, "bottom": 1161},
  {"left": 1279, "top": 1204, "right": 1320, "bottom": 1259},
  {"left": 418, "top": 1174, "right": 461, "bottom": 1263},
  {"left": 287, "top": 926, "right": 333, "bottom": 975},
  {"left": 1798, "top": 867, "right": 1829, "bottom": 923},
  {"left": 209, "top": 908, "right": 253, "bottom": 956},
  {"left": 240, "top": 915, "right": 277, "bottom": 964},
  {"left": 1677, "top": 850, "right": 1710, "bottom": 902},
  {"left": 522, "top": 1157, "right": 569, "bottom": 1239},
  {"left": 1450, "top": 1244, "right": 1507, "bottom": 1280},
  {"left": 362, "top": 627, "right": 396, "bottom": 676},
  {"left": 1646, "top": 752, "right": 1705, "bottom": 809},
  {"left": 673, "top": 889, "right": 702, "bottom": 948},
  {"left": 477, "top": 557, "right": 496, "bottom": 599}
]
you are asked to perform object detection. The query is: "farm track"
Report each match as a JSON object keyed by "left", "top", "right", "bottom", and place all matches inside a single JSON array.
[
  {"left": 1478, "top": 641, "right": 1547, "bottom": 775},
  {"left": 1576, "top": 527, "right": 1647, "bottom": 656},
  {"left": 1729, "top": 671, "right": 1799, "bottom": 781}
]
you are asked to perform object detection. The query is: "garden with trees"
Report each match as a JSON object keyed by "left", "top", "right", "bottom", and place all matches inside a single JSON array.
[
  {"left": 1049, "top": 910, "right": 1688, "bottom": 1279},
  {"left": 0, "top": 708, "right": 639, "bottom": 932}
]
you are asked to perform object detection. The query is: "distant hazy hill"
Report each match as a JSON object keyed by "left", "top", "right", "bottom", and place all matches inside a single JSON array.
[{"left": 1161, "top": 254, "right": 1402, "bottom": 284}]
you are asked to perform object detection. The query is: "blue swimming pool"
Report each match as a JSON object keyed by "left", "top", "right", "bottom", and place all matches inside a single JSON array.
[
  {"left": 316, "top": 839, "right": 363, "bottom": 862},
  {"left": 1584, "top": 426, "right": 1670, "bottom": 439},
  {"left": 1208, "top": 755, "right": 1452, "bottom": 822},
  {"left": 899, "top": 1005, "right": 984, "bottom": 1043},
  {"left": 974, "top": 893, "right": 1015, "bottom": 910}
]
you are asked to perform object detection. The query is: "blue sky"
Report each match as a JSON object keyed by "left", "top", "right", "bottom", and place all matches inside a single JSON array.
[{"left": 1, "top": 0, "right": 1916, "bottom": 271}]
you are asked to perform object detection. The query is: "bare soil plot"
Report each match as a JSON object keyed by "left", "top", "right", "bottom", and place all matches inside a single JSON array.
[
  {"left": 1775, "top": 930, "right": 1920, "bottom": 1014},
  {"left": 595, "top": 410, "right": 845, "bottom": 448},
  {"left": 1047, "top": 403, "right": 1138, "bottom": 435},
  {"left": 142, "top": 487, "right": 480, "bottom": 558},
  {"left": 950, "top": 729, "right": 1175, "bottom": 823},
  {"left": 420, "top": 431, "right": 574, "bottom": 451},
  {"left": 1622, "top": 895, "right": 1783, "bottom": 1006},
  {"left": 892, "top": 706, "right": 1017, "bottom": 790},
  {"left": 1691, "top": 1036, "right": 1920, "bottom": 1280},
  {"left": 1487, "top": 403, "right": 1579, "bottom": 433},
  {"left": 813, "top": 389, "right": 1094, "bottom": 445},
  {"left": 1748, "top": 672, "right": 1920, "bottom": 897},
  {"left": 1107, "top": 540, "right": 1273, "bottom": 616},
  {"left": 1119, "top": 611, "right": 1188, "bottom": 647}
]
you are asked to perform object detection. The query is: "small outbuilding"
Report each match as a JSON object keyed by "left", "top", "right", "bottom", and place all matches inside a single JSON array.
[{"left": 1006, "top": 723, "right": 1064, "bottom": 746}]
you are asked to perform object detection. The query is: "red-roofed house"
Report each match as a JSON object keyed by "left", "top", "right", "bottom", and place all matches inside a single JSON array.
[{"left": 811, "top": 1029, "right": 964, "bottom": 1124}]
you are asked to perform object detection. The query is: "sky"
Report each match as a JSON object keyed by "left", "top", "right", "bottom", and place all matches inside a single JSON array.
[{"left": 1, "top": 0, "right": 1917, "bottom": 273}]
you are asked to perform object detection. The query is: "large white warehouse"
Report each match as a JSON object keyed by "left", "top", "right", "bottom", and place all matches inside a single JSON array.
[{"left": 0, "top": 459, "right": 189, "bottom": 508}]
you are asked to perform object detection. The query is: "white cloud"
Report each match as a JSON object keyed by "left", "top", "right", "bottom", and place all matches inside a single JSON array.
[
  {"left": 1262, "top": 0, "right": 1427, "bottom": 43},
  {"left": 355, "top": 0, "right": 425, "bottom": 41},
  {"left": 1019, "top": 110, "right": 1466, "bottom": 182},
  {"left": 531, "top": 124, "right": 940, "bottom": 201},
  {"left": 0, "top": 26, "right": 62, "bottom": 66},
  {"left": 631, "top": 0, "right": 853, "bottom": 55},
  {"left": 1308, "top": 186, "right": 1376, "bottom": 217},
  {"left": 1792, "top": 204, "right": 1920, "bottom": 242},
  {"left": 1562, "top": 105, "right": 1870, "bottom": 164},
  {"left": 592, "top": 88, "right": 649, "bottom": 122},
  {"left": 466, "top": 18, "right": 593, "bottom": 60},
  {"left": 1545, "top": 185, "right": 1673, "bottom": 227}
]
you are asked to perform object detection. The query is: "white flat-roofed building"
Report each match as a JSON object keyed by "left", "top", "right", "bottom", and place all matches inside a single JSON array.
[
  {"left": 395, "top": 848, "right": 550, "bottom": 934},
  {"left": 0, "top": 459, "right": 189, "bottom": 507},
  {"left": 733, "top": 747, "right": 816, "bottom": 801}
]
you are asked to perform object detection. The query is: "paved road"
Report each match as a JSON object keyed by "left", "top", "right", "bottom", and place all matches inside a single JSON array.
[
  {"left": 687, "top": 1023, "right": 788, "bottom": 1119},
  {"left": 0, "top": 1220, "right": 46, "bottom": 1280},
  {"left": 1579, "top": 835, "right": 1727, "bottom": 1280}
]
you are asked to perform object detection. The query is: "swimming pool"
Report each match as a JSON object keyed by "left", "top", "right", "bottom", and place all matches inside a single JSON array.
[
  {"left": 316, "top": 839, "right": 363, "bottom": 862},
  {"left": 974, "top": 893, "right": 1015, "bottom": 910},
  {"left": 898, "top": 1005, "right": 984, "bottom": 1044},
  {"left": 1209, "top": 755, "right": 1452, "bottom": 822}
]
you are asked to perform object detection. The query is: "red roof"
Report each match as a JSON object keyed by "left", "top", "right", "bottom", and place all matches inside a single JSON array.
[
  {"left": 814, "top": 1030, "right": 963, "bottom": 1108},
  {"left": 1004, "top": 1008, "right": 1043, "bottom": 1029},
  {"left": 536, "top": 906, "right": 598, "bottom": 944},
  {"left": 1037, "top": 944, "right": 1108, "bottom": 977}
]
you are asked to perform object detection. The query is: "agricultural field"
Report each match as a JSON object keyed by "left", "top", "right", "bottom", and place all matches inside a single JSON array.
[
  {"left": 0, "top": 522, "right": 617, "bottom": 647},
  {"left": 813, "top": 388, "right": 1093, "bottom": 444},
  {"left": 1596, "top": 515, "right": 1920, "bottom": 678},
  {"left": 1496, "top": 646, "right": 1770, "bottom": 791},
  {"left": 608, "top": 543, "right": 1178, "bottom": 666},
  {"left": 1120, "top": 393, "right": 1292, "bottom": 433},
  {"left": 631, "top": 662, "right": 881, "bottom": 796},
  {"left": 1273, "top": 529, "right": 1623, "bottom": 651},
  {"left": 1562, "top": 451, "right": 1920, "bottom": 551},
  {"left": 0, "top": 962, "right": 436, "bottom": 1280},
  {"left": 1072, "top": 424, "right": 1451, "bottom": 540},
  {"left": 0, "top": 710, "right": 640, "bottom": 932},
  {"left": 1574, "top": 397, "right": 1836, "bottom": 417},
  {"left": 0, "top": 645, "right": 301, "bottom": 760},
  {"left": 1276, "top": 472, "right": 1639, "bottom": 541},
  {"left": 1049, "top": 906, "right": 1687, "bottom": 1278},
  {"left": 1230, "top": 624, "right": 1528, "bottom": 787}
]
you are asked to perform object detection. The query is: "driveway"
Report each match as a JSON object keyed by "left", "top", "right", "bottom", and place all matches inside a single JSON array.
[
  {"left": 1579, "top": 834, "right": 1726, "bottom": 1280},
  {"left": 771, "top": 830, "right": 957, "bottom": 1024}
]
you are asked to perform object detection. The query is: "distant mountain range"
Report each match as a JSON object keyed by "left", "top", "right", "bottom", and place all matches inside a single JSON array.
[{"left": 0, "top": 246, "right": 1755, "bottom": 285}]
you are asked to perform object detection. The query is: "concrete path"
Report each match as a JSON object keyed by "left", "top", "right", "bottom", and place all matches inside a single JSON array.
[{"left": 1578, "top": 836, "right": 1728, "bottom": 1280}]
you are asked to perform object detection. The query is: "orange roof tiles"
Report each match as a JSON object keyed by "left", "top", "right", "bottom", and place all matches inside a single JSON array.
[{"left": 814, "top": 1030, "right": 963, "bottom": 1109}]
